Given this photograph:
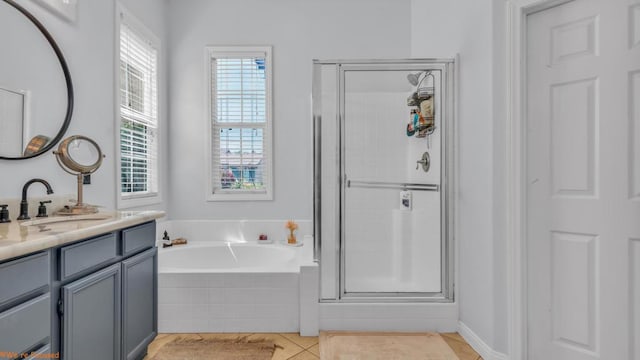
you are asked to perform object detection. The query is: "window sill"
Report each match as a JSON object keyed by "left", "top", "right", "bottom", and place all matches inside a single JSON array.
[
  {"left": 118, "top": 193, "right": 162, "bottom": 209},
  {"left": 207, "top": 191, "right": 273, "bottom": 202}
]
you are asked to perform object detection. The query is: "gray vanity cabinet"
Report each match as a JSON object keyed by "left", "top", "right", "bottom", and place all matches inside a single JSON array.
[
  {"left": 56, "top": 221, "right": 157, "bottom": 360},
  {"left": 61, "top": 264, "right": 122, "bottom": 360},
  {"left": 121, "top": 248, "right": 157, "bottom": 360},
  {"left": 0, "top": 220, "right": 157, "bottom": 360}
]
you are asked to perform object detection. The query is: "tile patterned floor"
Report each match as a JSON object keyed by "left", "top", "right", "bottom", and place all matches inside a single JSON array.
[
  {"left": 440, "top": 333, "right": 483, "bottom": 360},
  {"left": 145, "top": 332, "right": 481, "bottom": 360}
]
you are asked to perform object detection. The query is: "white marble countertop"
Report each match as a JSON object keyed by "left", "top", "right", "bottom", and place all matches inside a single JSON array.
[{"left": 0, "top": 210, "right": 165, "bottom": 262}]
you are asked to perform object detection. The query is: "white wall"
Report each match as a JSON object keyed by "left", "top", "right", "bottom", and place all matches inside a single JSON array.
[
  {"left": 0, "top": 0, "right": 168, "bottom": 215},
  {"left": 410, "top": 0, "right": 500, "bottom": 353},
  {"left": 0, "top": 1, "right": 66, "bottom": 156},
  {"left": 492, "top": 0, "right": 509, "bottom": 354},
  {"left": 0, "top": 0, "right": 116, "bottom": 205},
  {"left": 166, "top": 0, "right": 412, "bottom": 220}
]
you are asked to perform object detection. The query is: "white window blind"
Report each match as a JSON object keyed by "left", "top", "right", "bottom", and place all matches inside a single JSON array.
[
  {"left": 208, "top": 47, "right": 272, "bottom": 199},
  {"left": 119, "top": 20, "right": 158, "bottom": 199}
]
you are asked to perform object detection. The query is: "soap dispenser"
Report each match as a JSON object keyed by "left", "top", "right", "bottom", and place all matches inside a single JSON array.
[
  {"left": 162, "top": 231, "right": 172, "bottom": 248},
  {"left": 0, "top": 205, "right": 10, "bottom": 223}
]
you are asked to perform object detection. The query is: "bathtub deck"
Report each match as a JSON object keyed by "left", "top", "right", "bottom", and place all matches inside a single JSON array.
[{"left": 144, "top": 332, "right": 481, "bottom": 359}]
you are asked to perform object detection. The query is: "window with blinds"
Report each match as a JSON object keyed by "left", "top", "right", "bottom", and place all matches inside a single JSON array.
[
  {"left": 207, "top": 47, "right": 273, "bottom": 200},
  {"left": 118, "top": 16, "right": 159, "bottom": 201}
]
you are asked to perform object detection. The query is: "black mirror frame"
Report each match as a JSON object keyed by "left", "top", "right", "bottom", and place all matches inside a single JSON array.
[{"left": 0, "top": 0, "right": 74, "bottom": 160}]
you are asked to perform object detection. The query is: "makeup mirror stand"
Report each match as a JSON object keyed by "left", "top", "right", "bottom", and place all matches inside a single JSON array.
[{"left": 53, "top": 135, "right": 105, "bottom": 215}]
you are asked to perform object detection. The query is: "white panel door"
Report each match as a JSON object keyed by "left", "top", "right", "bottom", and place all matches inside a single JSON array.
[{"left": 527, "top": 0, "right": 640, "bottom": 359}]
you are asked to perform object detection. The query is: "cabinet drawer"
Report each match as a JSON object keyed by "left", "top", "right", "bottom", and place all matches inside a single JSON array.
[
  {"left": 60, "top": 233, "right": 118, "bottom": 281},
  {"left": 0, "top": 252, "right": 49, "bottom": 306},
  {"left": 0, "top": 294, "right": 50, "bottom": 356},
  {"left": 122, "top": 222, "right": 155, "bottom": 256}
]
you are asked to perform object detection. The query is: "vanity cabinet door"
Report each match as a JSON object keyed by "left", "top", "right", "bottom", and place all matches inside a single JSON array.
[
  {"left": 121, "top": 248, "right": 157, "bottom": 360},
  {"left": 62, "top": 263, "right": 121, "bottom": 360}
]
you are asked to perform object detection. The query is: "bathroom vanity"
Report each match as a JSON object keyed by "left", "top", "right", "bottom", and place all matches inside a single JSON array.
[{"left": 0, "top": 211, "right": 163, "bottom": 360}]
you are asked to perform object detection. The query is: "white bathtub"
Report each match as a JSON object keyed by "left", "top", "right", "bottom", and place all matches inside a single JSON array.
[
  {"left": 159, "top": 242, "right": 300, "bottom": 273},
  {"left": 156, "top": 222, "right": 318, "bottom": 334}
]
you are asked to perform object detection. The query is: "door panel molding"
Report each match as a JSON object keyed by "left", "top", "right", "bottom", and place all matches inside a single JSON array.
[
  {"left": 550, "top": 15, "right": 599, "bottom": 65},
  {"left": 630, "top": 4, "right": 640, "bottom": 49},
  {"left": 549, "top": 77, "right": 599, "bottom": 198},
  {"left": 630, "top": 69, "right": 640, "bottom": 200},
  {"left": 550, "top": 231, "right": 598, "bottom": 353},
  {"left": 630, "top": 238, "right": 640, "bottom": 360}
]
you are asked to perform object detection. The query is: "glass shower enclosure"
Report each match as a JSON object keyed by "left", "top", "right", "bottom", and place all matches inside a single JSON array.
[{"left": 313, "top": 59, "right": 455, "bottom": 302}]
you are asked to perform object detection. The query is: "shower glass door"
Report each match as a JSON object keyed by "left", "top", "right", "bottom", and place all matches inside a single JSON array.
[{"left": 314, "top": 60, "right": 454, "bottom": 301}]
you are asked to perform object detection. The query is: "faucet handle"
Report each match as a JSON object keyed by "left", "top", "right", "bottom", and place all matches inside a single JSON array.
[
  {"left": 37, "top": 200, "right": 52, "bottom": 218},
  {"left": 0, "top": 205, "right": 10, "bottom": 223}
]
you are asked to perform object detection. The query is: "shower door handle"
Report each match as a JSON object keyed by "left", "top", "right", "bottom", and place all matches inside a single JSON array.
[{"left": 347, "top": 180, "right": 438, "bottom": 192}]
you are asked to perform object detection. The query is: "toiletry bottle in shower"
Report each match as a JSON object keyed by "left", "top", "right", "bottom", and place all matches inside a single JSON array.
[{"left": 407, "top": 109, "right": 417, "bottom": 136}]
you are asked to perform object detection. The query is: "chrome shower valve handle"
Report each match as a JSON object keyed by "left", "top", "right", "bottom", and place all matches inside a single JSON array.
[{"left": 416, "top": 152, "right": 430, "bottom": 172}]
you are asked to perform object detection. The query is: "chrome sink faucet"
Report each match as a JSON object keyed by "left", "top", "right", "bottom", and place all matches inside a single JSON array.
[{"left": 17, "top": 179, "right": 54, "bottom": 220}]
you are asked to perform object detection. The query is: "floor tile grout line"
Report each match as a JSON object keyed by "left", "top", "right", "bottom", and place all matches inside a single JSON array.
[
  {"left": 285, "top": 348, "right": 306, "bottom": 360},
  {"left": 301, "top": 350, "right": 320, "bottom": 359},
  {"left": 275, "top": 332, "right": 307, "bottom": 349},
  {"left": 277, "top": 333, "right": 319, "bottom": 350}
]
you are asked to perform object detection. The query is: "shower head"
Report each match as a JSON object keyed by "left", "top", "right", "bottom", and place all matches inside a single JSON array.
[{"left": 407, "top": 72, "right": 423, "bottom": 86}]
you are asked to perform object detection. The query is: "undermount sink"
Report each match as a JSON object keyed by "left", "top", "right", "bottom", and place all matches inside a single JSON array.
[{"left": 19, "top": 213, "right": 113, "bottom": 227}]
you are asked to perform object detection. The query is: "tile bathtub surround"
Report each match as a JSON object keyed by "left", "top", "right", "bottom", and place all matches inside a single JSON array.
[
  {"left": 156, "top": 220, "right": 313, "bottom": 246},
  {"left": 299, "top": 265, "right": 319, "bottom": 336},
  {"left": 157, "top": 226, "right": 319, "bottom": 334},
  {"left": 145, "top": 332, "right": 481, "bottom": 360},
  {"left": 158, "top": 273, "right": 301, "bottom": 333}
]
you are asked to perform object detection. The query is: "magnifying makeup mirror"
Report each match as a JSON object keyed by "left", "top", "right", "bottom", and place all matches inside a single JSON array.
[{"left": 53, "top": 135, "right": 105, "bottom": 215}]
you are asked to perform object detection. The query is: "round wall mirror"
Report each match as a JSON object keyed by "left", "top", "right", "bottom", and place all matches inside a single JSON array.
[{"left": 0, "top": 0, "right": 73, "bottom": 160}]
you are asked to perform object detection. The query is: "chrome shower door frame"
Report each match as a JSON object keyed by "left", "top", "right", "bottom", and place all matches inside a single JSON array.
[{"left": 313, "top": 59, "right": 456, "bottom": 303}]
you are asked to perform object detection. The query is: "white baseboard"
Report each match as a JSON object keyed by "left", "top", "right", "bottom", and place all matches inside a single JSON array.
[{"left": 458, "top": 321, "right": 508, "bottom": 360}]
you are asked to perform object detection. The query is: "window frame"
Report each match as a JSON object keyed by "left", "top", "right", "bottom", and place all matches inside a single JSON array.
[
  {"left": 205, "top": 46, "right": 273, "bottom": 201},
  {"left": 115, "top": 3, "right": 162, "bottom": 209}
]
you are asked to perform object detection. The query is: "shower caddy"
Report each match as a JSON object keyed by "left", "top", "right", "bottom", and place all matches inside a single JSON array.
[{"left": 406, "top": 71, "right": 436, "bottom": 139}]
